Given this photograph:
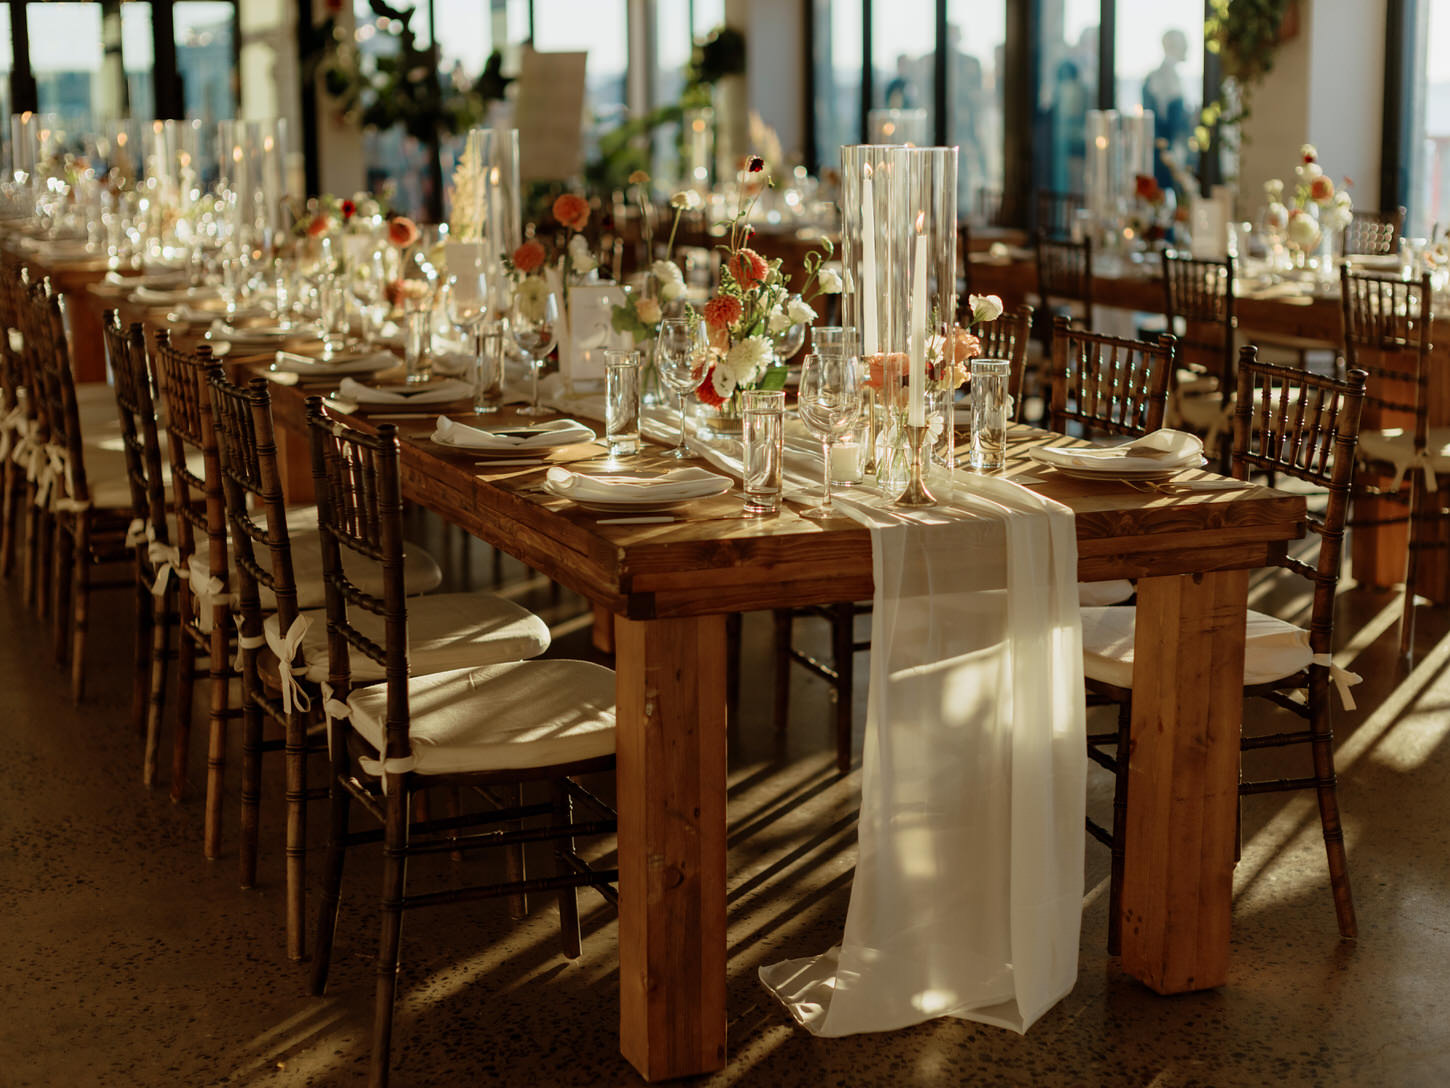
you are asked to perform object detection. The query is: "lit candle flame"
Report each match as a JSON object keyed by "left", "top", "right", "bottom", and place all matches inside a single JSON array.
[{"left": 914, "top": 210, "right": 925, "bottom": 233}]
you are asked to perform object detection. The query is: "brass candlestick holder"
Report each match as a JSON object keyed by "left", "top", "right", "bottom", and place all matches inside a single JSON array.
[{"left": 895, "top": 422, "right": 936, "bottom": 506}]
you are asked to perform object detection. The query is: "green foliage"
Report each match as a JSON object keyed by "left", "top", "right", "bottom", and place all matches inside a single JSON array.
[
  {"left": 756, "top": 366, "right": 790, "bottom": 392},
  {"left": 307, "top": 1, "right": 510, "bottom": 144},
  {"left": 1198, "top": 0, "right": 1293, "bottom": 146}
]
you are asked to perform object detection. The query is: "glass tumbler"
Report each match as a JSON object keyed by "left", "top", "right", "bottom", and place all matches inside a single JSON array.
[
  {"left": 970, "top": 357, "right": 1011, "bottom": 472},
  {"left": 603, "top": 348, "right": 642, "bottom": 460},
  {"left": 742, "top": 390, "right": 786, "bottom": 515}
]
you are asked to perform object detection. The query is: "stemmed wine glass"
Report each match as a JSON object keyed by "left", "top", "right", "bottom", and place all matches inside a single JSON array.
[
  {"left": 446, "top": 266, "right": 496, "bottom": 415},
  {"left": 656, "top": 316, "right": 709, "bottom": 459},
  {"left": 509, "top": 279, "right": 559, "bottom": 417},
  {"left": 349, "top": 251, "right": 386, "bottom": 348},
  {"left": 797, "top": 351, "right": 862, "bottom": 519}
]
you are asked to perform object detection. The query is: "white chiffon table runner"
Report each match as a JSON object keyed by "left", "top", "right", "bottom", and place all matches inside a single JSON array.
[{"left": 624, "top": 404, "right": 1088, "bottom": 1036}]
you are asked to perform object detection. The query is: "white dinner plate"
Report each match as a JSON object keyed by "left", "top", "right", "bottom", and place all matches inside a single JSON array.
[
  {"left": 269, "top": 350, "right": 397, "bottom": 377},
  {"left": 1036, "top": 456, "right": 1207, "bottom": 482},
  {"left": 542, "top": 474, "right": 732, "bottom": 512},
  {"left": 432, "top": 429, "right": 597, "bottom": 456}
]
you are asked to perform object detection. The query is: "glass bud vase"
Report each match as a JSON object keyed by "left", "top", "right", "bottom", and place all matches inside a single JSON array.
[{"left": 404, "top": 304, "right": 433, "bottom": 383}]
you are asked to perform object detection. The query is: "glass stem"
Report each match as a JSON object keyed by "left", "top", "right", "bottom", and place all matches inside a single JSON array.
[
  {"left": 678, "top": 392, "right": 688, "bottom": 452},
  {"left": 821, "top": 439, "right": 833, "bottom": 513},
  {"left": 530, "top": 354, "right": 540, "bottom": 410}
]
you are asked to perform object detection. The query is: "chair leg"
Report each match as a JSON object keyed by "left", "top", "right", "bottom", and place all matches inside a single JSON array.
[
  {"left": 34, "top": 508, "right": 53, "bottom": 620},
  {"left": 69, "top": 519, "right": 90, "bottom": 703},
  {"left": 830, "top": 602, "right": 854, "bottom": 775},
  {"left": 369, "top": 786, "right": 410, "bottom": 1088},
  {"left": 0, "top": 463, "right": 16, "bottom": 580},
  {"left": 1399, "top": 477, "right": 1425, "bottom": 661},
  {"left": 1309, "top": 707, "right": 1357, "bottom": 939},
  {"left": 141, "top": 591, "right": 172, "bottom": 789},
  {"left": 1107, "top": 700, "right": 1132, "bottom": 956},
  {"left": 173, "top": 628, "right": 198, "bottom": 807},
  {"left": 504, "top": 782, "right": 527, "bottom": 920},
  {"left": 772, "top": 609, "right": 793, "bottom": 734},
  {"left": 553, "top": 780, "right": 582, "bottom": 959},
  {"left": 20, "top": 485, "right": 38, "bottom": 609},
  {"left": 285, "top": 707, "right": 310, "bottom": 961},
  {"left": 238, "top": 688, "right": 264, "bottom": 888},
  {"left": 47, "top": 513, "right": 68, "bottom": 632},
  {"left": 130, "top": 567, "right": 153, "bottom": 739},
  {"left": 310, "top": 727, "right": 353, "bottom": 996}
]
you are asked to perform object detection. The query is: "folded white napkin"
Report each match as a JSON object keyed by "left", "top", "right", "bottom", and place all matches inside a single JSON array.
[
  {"left": 132, "top": 284, "right": 218, "bottom": 304},
  {"left": 337, "top": 377, "right": 473, "bottom": 405},
  {"left": 545, "top": 465, "right": 731, "bottom": 503},
  {"left": 434, "top": 416, "right": 596, "bottom": 450},
  {"left": 1035, "top": 428, "right": 1204, "bottom": 471},
  {"left": 208, "top": 319, "right": 316, "bottom": 343},
  {"left": 271, "top": 350, "right": 397, "bottom": 376}
]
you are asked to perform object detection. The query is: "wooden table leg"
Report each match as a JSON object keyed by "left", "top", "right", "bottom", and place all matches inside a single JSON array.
[
  {"left": 614, "top": 614, "right": 728, "bottom": 1081},
  {"left": 1119, "top": 569, "right": 1248, "bottom": 994}
]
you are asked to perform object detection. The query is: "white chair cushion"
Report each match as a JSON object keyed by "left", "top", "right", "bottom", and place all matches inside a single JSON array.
[
  {"left": 1077, "top": 579, "right": 1134, "bottom": 607},
  {"left": 267, "top": 592, "right": 550, "bottom": 683},
  {"left": 1081, "top": 605, "right": 1313, "bottom": 689},
  {"left": 345, "top": 659, "right": 616, "bottom": 775},
  {"left": 1175, "top": 367, "right": 1220, "bottom": 396},
  {"left": 1357, "top": 427, "right": 1450, "bottom": 477}
]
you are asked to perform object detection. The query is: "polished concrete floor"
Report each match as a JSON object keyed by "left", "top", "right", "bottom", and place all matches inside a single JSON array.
[{"left": 4, "top": 515, "right": 1450, "bottom": 1087}]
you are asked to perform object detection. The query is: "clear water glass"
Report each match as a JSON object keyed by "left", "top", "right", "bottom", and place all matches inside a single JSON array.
[
  {"left": 971, "top": 357, "right": 1011, "bottom": 471},
  {"left": 742, "top": 390, "right": 786, "bottom": 515},
  {"left": 603, "top": 348, "right": 642, "bottom": 463},
  {"left": 473, "top": 322, "right": 504, "bottom": 414},
  {"left": 404, "top": 302, "right": 433, "bottom": 383},
  {"left": 812, "top": 327, "right": 865, "bottom": 486}
]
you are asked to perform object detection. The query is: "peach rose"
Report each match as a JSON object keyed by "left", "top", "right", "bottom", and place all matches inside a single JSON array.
[
  {"left": 1309, "top": 175, "right": 1335, "bottom": 203},
  {"left": 512, "top": 240, "right": 547, "bottom": 274},
  {"left": 387, "top": 215, "right": 419, "bottom": 248},
  {"left": 306, "top": 213, "right": 331, "bottom": 237},
  {"left": 635, "top": 297, "right": 662, "bottom": 325},
  {"left": 552, "top": 193, "right": 590, "bottom": 231}
]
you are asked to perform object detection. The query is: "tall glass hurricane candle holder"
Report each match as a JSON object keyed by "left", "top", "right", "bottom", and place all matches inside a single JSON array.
[
  {"left": 463, "top": 128, "right": 521, "bottom": 316},
  {"left": 894, "top": 145, "right": 958, "bottom": 504},
  {"left": 841, "top": 145, "right": 905, "bottom": 481},
  {"left": 1084, "top": 109, "right": 1118, "bottom": 240}
]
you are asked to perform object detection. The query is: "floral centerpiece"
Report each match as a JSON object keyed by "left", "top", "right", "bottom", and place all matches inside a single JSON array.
[
  {"left": 610, "top": 182, "right": 698, "bottom": 345},
  {"left": 1262, "top": 144, "right": 1352, "bottom": 266},
  {"left": 693, "top": 156, "right": 838, "bottom": 411}
]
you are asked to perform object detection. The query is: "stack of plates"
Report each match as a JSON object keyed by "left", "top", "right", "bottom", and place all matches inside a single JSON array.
[
  {"left": 1028, "top": 429, "right": 1205, "bottom": 481},
  {"left": 543, "top": 466, "right": 732, "bottom": 513}
]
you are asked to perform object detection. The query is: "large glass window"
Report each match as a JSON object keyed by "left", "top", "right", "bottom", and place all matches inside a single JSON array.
[
  {"left": 945, "top": 2, "right": 1005, "bottom": 211},
  {"left": 531, "top": 0, "right": 629, "bottom": 155},
  {"left": 1115, "top": 1, "right": 1203, "bottom": 189},
  {"left": 871, "top": 0, "right": 935, "bottom": 137},
  {"left": 1409, "top": 0, "right": 1450, "bottom": 239},
  {"left": 812, "top": 0, "right": 862, "bottom": 172},
  {"left": 1036, "top": 0, "right": 1098, "bottom": 195}
]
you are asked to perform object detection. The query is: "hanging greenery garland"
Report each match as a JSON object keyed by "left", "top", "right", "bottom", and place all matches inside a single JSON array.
[{"left": 1197, "top": 0, "right": 1296, "bottom": 146}]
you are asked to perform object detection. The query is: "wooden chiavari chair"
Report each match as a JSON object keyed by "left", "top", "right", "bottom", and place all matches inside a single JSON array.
[
  {"left": 208, "top": 370, "right": 551, "bottom": 958},
  {"left": 1047, "top": 316, "right": 1174, "bottom": 438},
  {"left": 1082, "top": 352, "right": 1366, "bottom": 950},
  {"left": 303, "top": 398, "right": 616, "bottom": 1088},
  {"left": 0, "top": 254, "right": 30, "bottom": 580},
  {"left": 103, "top": 313, "right": 182, "bottom": 779},
  {"left": 1034, "top": 233, "right": 1093, "bottom": 358},
  {"left": 1162, "top": 250, "right": 1237, "bottom": 470},
  {"left": 1342, "top": 207, "right": 1405, "bottom": 258},
  {"left": 25, "top": 284, "right": 135, "bottom": 702},
  {"left": 1339, "top": 267, "right": 1438, "bottom": 658},
  {"left": 1035, "top": 188, "right": 1084, "bottom": 239}
]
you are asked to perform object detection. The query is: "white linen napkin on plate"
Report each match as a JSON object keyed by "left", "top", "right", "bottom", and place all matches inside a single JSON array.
[
  {"left": 1033, "top": 428, "right": 1203, "bottom": 471},
  {"left": 544, "top": 465, "right": 729, "bottom": 503},
  {"left": 337, "top": 377, "right": 473, "bottom": 405},
  {"left": 208, "top": 319, "right": 316, "bottom": 343},
  {"left": 271, "top": 350, "right": 397, "bottom": 376},
  {"left": 133, "top": 283, "right": 218, "bottom": 304},
  {"left": 433, "top": 416, "right": 595, "bottom": 450}
]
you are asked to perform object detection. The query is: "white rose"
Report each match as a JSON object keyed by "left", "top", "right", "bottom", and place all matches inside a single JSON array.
[
  {"left": 1264, "top": 179, "right": 1284, "bottom": 199},
  {"left": 568, "top": 233, "right": 597, "bottom": 274},
  {"left": 816, "top": 266, "right": 843, "bottom": 294},
  {"left": 969, "top": 293, "right": 1004, "bottom": 323},
  {"left": 1264, "top": 201, "right": 1289, "bottom": 230},
  {"left": 652, "top": 258, "right": 684, "bottom": 285},
  {"left": 786, "top": 296, "right": 816, "bottom": 325},
  {"left": 724, "top": 336, "right": 771, "bottom": 385},
  {"left": 711, "top": 364, "right": 738, "bottom": 400},
  {"left": 767, "top": 307, "right": 791, "bottom": 335},
  {"left": 659, "top": 279, "right": 684, "bottom": 302},
  {"left": 1287, "top": 211, "right": 1321, "bottom": 249},
  {"left": 635, "top": 296, "right": 662, "bottom": 325},
  {"left": 1300, "top": 143, "right": 1318, "bottom": 162}
]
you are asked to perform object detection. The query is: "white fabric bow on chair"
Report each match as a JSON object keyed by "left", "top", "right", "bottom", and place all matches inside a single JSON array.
[
  {"left": 1311, "top": 653, "right": 1363, "bottom": 711},
  {"left": 263, "top": 613, "right": 313, "bottom": 716}
]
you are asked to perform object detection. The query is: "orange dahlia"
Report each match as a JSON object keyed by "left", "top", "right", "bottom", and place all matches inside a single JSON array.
[
  {"left": 703, "top": 294, "right": 743, "bottom": 330},
  {"left": 512, "top": 240, "right": 547, "bottom": 274},
  {"left": 552, "top": 193, "right": 590, "bottom": 231},
  {"left": 728, "top": 248, "right": 769, "bottom": 289}
]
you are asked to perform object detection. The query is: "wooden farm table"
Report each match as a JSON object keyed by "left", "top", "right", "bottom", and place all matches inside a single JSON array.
[
  {"left": 972, "top": 250, "right": 1450, "bottom": 604},
  {"left": 254, "top": 372, "right": 1303, "bottom": 1079}
]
